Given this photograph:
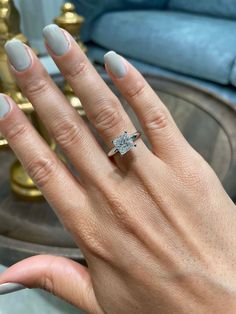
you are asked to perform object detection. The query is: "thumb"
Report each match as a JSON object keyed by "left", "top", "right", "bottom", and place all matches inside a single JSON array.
[{"left": 0, "top": 255, "right": 102, "bottom": 314}]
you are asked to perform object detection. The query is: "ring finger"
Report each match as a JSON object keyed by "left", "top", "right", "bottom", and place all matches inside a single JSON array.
[{"left": 42, "top": 24, "right": 150, "bottom": 169}]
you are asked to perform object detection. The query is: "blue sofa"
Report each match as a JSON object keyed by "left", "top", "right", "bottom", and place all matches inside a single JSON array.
[{"left": 71, "top": 0, "right": 236, "bottom": 106}]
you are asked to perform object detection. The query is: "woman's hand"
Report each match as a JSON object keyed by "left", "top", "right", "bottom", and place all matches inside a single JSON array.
[{"left": 0, "top": 24, "right": 236, "bottom": 314}]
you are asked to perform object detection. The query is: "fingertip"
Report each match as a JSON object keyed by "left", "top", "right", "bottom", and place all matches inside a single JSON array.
[
  {"left": 0, "top": 283, "right": 27, "bottom": 295},
  {"left": 104, "top": 50, "right": 116, "bottom": 62},
  {"left": 104, "top": 50, "right": 127, "bottom": 79},
  {"left": 4, "top": 39, "right": 33, "bottom": 72},
  {"left": 42, "top": 24, "right": 71, "bottom": 57},
  {"left": 42, "top": 24, "right": 59, "bottom": 38},
  {"left": 0, "top": 93, "right": 14, "bottom": 120}
]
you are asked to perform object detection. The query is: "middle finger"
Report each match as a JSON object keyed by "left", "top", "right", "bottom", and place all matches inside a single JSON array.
[{"left": 5, "top": 39, "right": 115, "bottom": 184}]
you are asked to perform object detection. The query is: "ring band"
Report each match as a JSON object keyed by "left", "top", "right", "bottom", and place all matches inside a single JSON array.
[{"left": 108, "top": 131, "right": 141, "bottom": 157}]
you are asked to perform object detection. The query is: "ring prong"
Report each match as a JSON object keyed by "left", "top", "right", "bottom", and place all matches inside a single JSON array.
[{"left": 108, "top": 131, "right": 141, "bottom": 156}]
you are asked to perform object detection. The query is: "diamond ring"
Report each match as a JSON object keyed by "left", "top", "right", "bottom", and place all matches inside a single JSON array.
[{"left": 108, "top": 131, "right": 141, "bottom": 157}]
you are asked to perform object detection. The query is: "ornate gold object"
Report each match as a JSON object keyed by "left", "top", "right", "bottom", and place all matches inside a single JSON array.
[
  {"left": 0, "top": 0, "right": 33, "bottom": 148},
  {"left": 0, "top": 0, "right": 56, "bottom": 199},
  {"left": 10, "top": 109, "right": 57, "bottom": 200},
  {"left": 10, "top": 161, "right": 43, "bottom": 199},
  {"left": 54, "top": 2, "right": 86, "bottom": 116},
  {"left": 54, "top": 2, "right": 86, "bottom": 52}
]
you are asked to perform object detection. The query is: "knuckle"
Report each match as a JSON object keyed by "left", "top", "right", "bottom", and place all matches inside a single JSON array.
[
  {"left": 25, "top": 157, "right": 57, "bottom": 188},
  {"left": 5, "top": 123, "right": 28, "bottom": 142},
  {"left": 41, "top": 274, "right": 54, "bottom": 294},
  {"left": 124, "top": 78, "right": 146, "bottom": 100},
  {"left": 65, "top": 59, "right": 88, "bottom": 80},
  {"left": 92, "top": 98, "right": 122, "bottom": 132},
  {"left": 24, "top": 77, "right": 48, "bottom": 97},
  {"left": 52, "top": 119, "right": 83, "bottom": 149},
  {"left": 144, "top": 106, "right": 169, "bottom": 131},
  {"left": 81, "top": 226, "right": 109, "bottom": 260},
  {"left": 106, "top": 192, "right": 131, "bottom": 228},
  {"left": 41, "top": 256, "right": 58, "bottom": 294},
  {"left": 180, "top": 153, "right": 215, "bottom": 193}
]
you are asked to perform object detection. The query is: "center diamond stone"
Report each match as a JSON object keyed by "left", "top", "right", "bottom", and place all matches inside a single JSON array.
[{"left": 113, "top": 132, "right": 134, "bottom": 155}]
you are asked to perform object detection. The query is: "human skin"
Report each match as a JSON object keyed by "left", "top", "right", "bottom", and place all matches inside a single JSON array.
[{"left": 0, "top": 26, "right": 236, "bottom": 313}]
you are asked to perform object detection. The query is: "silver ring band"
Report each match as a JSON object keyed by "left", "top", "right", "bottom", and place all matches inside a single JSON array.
[{"left": 108, "top": 131, "right": 141, "bottom": 157}]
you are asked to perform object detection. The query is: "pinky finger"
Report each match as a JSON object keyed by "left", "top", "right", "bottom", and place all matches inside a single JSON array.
[{"left": 104, "top": 52, "right": 192, "bottom": 164}]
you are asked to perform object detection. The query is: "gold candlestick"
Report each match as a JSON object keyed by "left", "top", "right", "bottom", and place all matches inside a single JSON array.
[
  {"left": 0, "top": 1, "right": 87, "bottom": 199},
  {"left": 54, "top": 2, "right": 86, "bottom": 116},
  {"left": 0, "top": 0, "right": 32, "bottom": 148},
  {"left": 54, "top": 2, "right": 87, "bottom": 53},
  {"left": 0, "top": 0, "right": 56, "bottom": 199}
]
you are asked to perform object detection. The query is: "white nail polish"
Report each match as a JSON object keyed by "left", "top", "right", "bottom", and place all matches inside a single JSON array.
[
  {"left": 0, "top": 283, "right": 27, "bottom": 295},
  {"left": 43, "top": 24, "right": 70, "bottom": 56},
  {"left": 0, "top": 94, "right": 10, "bottom": 119},
  {"left": 5, "top": 39, "right": 32, "bottom": 72},
  {"left": 104, "top": 51, "right": 127, "bottom": 78}
]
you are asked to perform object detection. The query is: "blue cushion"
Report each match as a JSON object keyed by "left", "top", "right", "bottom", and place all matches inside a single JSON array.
[
  {"left": 168, "top": 0, "right": 236, "bottom": 19},
  {"left": 70, "top": 0, "right": 168, "bottom": 40},
  {"left": 88, "top": 44, "right": 236, "bottom": 106},
  {"left": 91, "top": 11, "right": 236, "bottom": 85}
]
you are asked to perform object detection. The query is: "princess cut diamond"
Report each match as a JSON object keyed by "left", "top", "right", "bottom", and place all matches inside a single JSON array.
[{"left": 113, "top": 131, "right": 134, "bottom": 155}]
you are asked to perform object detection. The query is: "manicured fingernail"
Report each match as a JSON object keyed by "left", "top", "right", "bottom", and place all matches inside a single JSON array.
[
  {"left": 104, "top": 51, "right": 127, "bottom": 78},
  {"left": 43, "top": 24, "right": 70, "bottom": 56},
  {"left": 0, "top": 283, "right": 27, "bottom": 295},
  {"left": 5, "top": 39, "right": 32, "bottom": 72},
  {"left": 0, "top": 94, "right": 11, "bottom": 119}
]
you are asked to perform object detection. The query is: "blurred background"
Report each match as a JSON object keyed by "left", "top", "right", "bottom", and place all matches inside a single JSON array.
[{"left": 0, "top": 0, "right": 236, "bottom": 313}]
